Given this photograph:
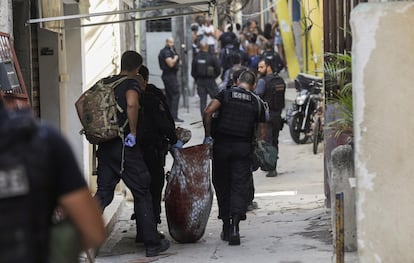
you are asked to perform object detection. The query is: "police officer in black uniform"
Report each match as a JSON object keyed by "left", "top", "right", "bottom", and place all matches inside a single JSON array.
[
  {"left": 134, "top": 65, "right": 182, "bottom": 241},
  {"left": 158, "top": 37, "right": 183, "bottom": 122},
  {"left": 191, "top": 42, "right": 221, "bottom": 116},
  {"left": 261, "top": 41, "right": 286, "bottom": 74},
  {"left": 0, "top": 98, "right": 106, "bottom": 262},
  {"left": 95, "top": 51, "right": 170, "bottom": 257},
  {"left": 203, "top": 70, "right": 267, "bottom": 246},
  {"left": 256, "top": 58, "right": 286, "bottom": 177}
]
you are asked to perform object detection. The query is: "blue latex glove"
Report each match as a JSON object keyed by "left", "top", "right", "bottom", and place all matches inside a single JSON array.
[
  {"left": 172, "top": 140, "right": 184, "bottom": 149},
  {"left": 257, "top": 139, "right": 265, "bottom": 150},
  {"left": 203, "top": 136, "right": 214, "bottom": 145},
  {"left": 124, "top": 133, "right": 136, "bottom": 147}
]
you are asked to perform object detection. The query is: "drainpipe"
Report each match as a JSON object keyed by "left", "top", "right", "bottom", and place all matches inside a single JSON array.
[
  {"left": 58, "top": 29, "right": 69, "bottom": 135},
  {"left": 135, "top": 0, "right": 142, "bottom": 58},
  {"left": 260, "top": 0, "right": 264, "bottom": 30}
]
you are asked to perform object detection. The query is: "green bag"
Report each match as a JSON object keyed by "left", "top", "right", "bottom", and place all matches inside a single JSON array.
[
  {"left": 253, "top": 140, "right": 278, "bottom": 172},
  {"left": 49, "top": 219, "right": 82, "bottom": 263},
  {"left": 206, "top": 66, "right": 215, "bottom": 77}
]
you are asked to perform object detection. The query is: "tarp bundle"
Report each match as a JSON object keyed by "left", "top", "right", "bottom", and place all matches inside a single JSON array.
[{"left": 165, "top": 144, "right": 213, "bottom": 243}]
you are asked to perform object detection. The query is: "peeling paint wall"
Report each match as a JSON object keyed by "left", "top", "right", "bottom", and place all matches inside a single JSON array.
[
  {"left": 84, "top": 0, "right": 121, "bottom": 88},
  {"left": 351, "top": 2, "right": 414, "bottom": 262}
]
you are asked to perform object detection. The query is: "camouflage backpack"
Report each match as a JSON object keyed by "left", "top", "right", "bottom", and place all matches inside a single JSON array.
[{"left": 75, "top": 76, "right": 128, "bottom": 144}]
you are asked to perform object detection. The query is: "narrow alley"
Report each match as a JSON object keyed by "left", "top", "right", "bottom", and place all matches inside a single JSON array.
[{"left": 93, "top": 89, "right": 350, "bottom": 263}]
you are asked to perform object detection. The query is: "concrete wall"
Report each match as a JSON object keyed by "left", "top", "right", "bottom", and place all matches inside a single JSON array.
[
  {"left": 330, "top": 145, "right": 357, "bottom": 252},
  {"left": 64, "top": 3, "right": 88, "bottom": 181},
  {"left": 84, "top": 0, "right": 121, "bottom": 88},
  {"left": 351, "top": 2, "right": 414, "bottom": 262}
]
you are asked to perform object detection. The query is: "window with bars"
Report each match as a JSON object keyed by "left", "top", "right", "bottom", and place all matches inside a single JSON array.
[
  {"left": 0, "top": 35, "right": 23, "bottom": 94},
  {"left": 146, "top": 19, "right": 172, "bottom": 32},
  {"left": 0, "top": 32, "right": 30, "bottom": 109}
]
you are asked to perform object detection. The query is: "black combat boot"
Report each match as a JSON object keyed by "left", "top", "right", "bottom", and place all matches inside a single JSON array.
[
  {"left": 228, "top": 215, "right": 240, "bottom": 246},
  {"left": 136, "top": 230, "right": 165, "bottom": 243},
  {"left": 146, "top": 239, "right": 170, "bottom": 257},
  {"left": 220, "top": 218, "right": 230, "bottom": 241}
]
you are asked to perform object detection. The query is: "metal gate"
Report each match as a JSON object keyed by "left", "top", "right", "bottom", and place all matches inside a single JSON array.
[
  {"left": 323, "top": 0, "right": 368, "bottom": 54},
  {"left": 0, "top": 32, "right": 30, "bottom": 109}
]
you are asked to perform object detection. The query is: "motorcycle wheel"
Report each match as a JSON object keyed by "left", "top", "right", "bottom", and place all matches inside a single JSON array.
[
  {"left": 289, "top": 114, "right": 310, "bottom": 144},
  {"left": 313, "top": 117, "right": 321, "bottom": 154}
]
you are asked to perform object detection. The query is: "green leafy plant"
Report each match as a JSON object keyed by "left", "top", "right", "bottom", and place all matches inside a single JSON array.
[
  {"left": 324, "top": 52, "right": 353, "bottom": 138},
  {"left": 327, "top": 84, "right": 353, "bottom": 137},
  {"left": 324, "top": 52, "right": 352, "bottom": 96}
]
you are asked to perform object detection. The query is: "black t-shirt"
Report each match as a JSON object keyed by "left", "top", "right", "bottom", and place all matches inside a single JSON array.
[
  {"left": 47, "top": 125, "right": 87, "bottom": 195},
  {"left": 158, "top": 46, "right": 178, "bottom": 73},
  {"left": 105, "top": 75, "right": 141, "bottom": 136},
  {"left": 0, "top": 110, "right": 86, "bottom": 197},
  {"left": 138, "top": 83, "right": 177, "bottom": 147}
]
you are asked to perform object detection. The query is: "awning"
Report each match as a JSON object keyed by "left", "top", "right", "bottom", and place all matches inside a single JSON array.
[{"left": 26, "top": 0, "right": 216, "bottom": 29}]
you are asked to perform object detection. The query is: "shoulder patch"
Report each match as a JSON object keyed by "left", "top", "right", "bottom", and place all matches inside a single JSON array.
[{"left": 0, "top": 165, "right": 29, "bottom": 199}]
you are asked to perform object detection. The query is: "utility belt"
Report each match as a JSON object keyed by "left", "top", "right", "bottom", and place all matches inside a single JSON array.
[
  {"left": 162, "top": 69, "right": 178, "bottom": 75},
  {"left": 213, "top": 132, "right": 253, "bottom": 144}
]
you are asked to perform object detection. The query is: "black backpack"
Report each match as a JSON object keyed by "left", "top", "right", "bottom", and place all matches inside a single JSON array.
[
  {"left": 262, "top": 51, "right": 285, "bottom": 74},
  {"left": 221, "top": 46, "right": 239, "bottom": 71}
]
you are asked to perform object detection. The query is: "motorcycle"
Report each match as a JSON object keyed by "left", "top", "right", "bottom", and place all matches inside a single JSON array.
[{"left": 287, "top": 73, "right": 323, "bottom": 144}]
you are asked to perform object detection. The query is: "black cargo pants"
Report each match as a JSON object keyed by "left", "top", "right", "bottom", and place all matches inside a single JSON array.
[
  {"left": 141, "top": 145, "right": 166, "bottom": 224},
  {"left": 265, "top": 110, "right": 283, "bottom": 154},
  {"left": 94, "top": 138, "right": 160, "bottom": 246},
  {"left": 212, "top": 140, "right": 253, "bottom": 221}
]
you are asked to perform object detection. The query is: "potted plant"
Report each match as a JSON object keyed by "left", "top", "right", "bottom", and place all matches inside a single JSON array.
[{"left": 324, "top": 52, "right": 353, "bottom": 143}]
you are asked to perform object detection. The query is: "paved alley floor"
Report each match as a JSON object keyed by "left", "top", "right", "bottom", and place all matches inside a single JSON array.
[{"left": 95, "top": 90, "right": 358, "bottom": 263}]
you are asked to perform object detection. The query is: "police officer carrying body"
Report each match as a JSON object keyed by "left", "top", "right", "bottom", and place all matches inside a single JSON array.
[
  {"left": 94, "top": 51, "right": 170, "bottom": 257},
  {"left": 133, "top": 65, "right": 183, "bottom": 242},
  {"left": 203, "top": 70, "right": 267, "bottom": 246},
  {"left": 256, "top": 58, "right": 286, "bottom": 177},
  {"left": 191, "top": 42, "right": 221, "bottom": 116}
]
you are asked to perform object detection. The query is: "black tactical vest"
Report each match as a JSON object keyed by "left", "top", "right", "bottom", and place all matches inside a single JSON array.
[
  {"left": 0, "top": 111, "right": 53, "bottom": 263},
  {"left": 261, "top": 74, "right": 286, "bottom": 112},
  {"left": 195, "top": 52, "right": 209, "bottom": 77},
  {"left": 215, "top": 87, "right": 259, "bottom": 140}
]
